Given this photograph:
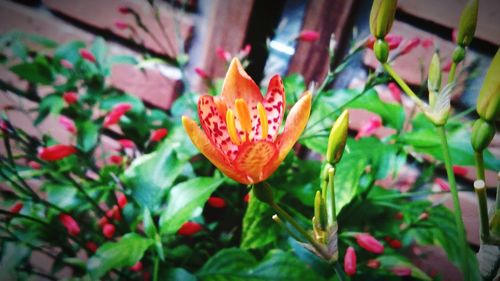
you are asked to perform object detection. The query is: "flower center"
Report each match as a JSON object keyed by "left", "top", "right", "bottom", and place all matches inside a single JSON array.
[{"left": 225, "top": 98, "right": 269, "bottom": 145}]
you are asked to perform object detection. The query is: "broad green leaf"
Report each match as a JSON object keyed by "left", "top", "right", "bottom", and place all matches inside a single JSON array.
[
  {"left": 9, "top": 61, "right": 54, "bottom": 85},
  {"left": 401, "top": 123, "right": 500, "bottom": 170},
  {"left": 122, "top": 140, "right": 186, "bottom": 210},
  {"left": 283, "top": 73, "right": 306, "bottom": 105},
  {"left": 54, "top": 41, "right": 86, "bottom": 63},
  {"left": 241, "top": 194, "right": 281, "bottom": 250},
  {"left": 90, "top": 37, "right": 107, "bottom": 66},
  {"left": 45, "top": 183, "right": 79, "bottom": 210},
  {"left": 143, "top": 208, "right": 157, "bottom": 238},
  {"left": 76, "top": 120, "right": 100, "bottom": 152},
  {"left": 159, "top": 177, "right": 223, "bottom": 235},
  {"left": 197, "top": 249, "right": 323, "bottom": 281},
  {"left": 377, "top": 255, "right": 432, "bottom": 280},
  {"left": 35, "top": 94, "right": 64, "bottom": 125},
  {"left": 87, "top": 233, "right": 152, "bottom": 279},
  {"left": 25, "top": 33, "right": 58, "bottom": 48}
]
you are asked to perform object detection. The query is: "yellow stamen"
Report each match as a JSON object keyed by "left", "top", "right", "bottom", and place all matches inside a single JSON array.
[
  {"left": 226, "top": 109, "right": 240, "bottom": 145},
  {"left": 235, "top": 99, "right": 252, "bottom": 134},
  {"left": 257, "top": 103, "right": 268, "bottom": 139}
]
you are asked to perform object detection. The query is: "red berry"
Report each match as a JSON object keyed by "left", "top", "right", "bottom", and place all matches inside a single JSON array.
[
  {"left": 117, "top": 193, "right": 128, "bottom": 208},
  {"left": 130, "top": 261, "right": 143, "bottom": 272},
  {"left": 86, "top": 241, "right": 98, "bottom": 253},
  {"left": 102, "top": 224, "right": 116, "bottom": 238},
  {"left": 389, "top": 239, "right": 402, "bottom": 249},
  {"left": 207, "top": 196, "right": 226, "bottom": 208}
]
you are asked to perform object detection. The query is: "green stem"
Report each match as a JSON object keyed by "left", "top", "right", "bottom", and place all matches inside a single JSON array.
[
  {"left": 436, "top": 125, "right": 470, "bottom": 279},
  {"left": 382, "top": 63, "right": 423, "bottom": 107},
  {"left": 269, "top": 202, "right": 330, "bottom": 260},
  {"left": 153, "top": 254, "right": 159, "bottom": 281},
  {"left": 474, "top": 151, "right": 485, "bottom": 181},
  {"left": 334, "top": 262, "right": 348, "bottom": 281},
  {"left": 448, "top": 62, "right": 458, "bottom": 84},
  {"left": 328, "top": 168, "right": 337, "bottom": 224},
  {"left": 474, "top": 180, "right": 490, "bottom": 242}
]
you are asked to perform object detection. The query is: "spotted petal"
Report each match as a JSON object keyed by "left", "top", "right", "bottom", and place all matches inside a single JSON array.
[
  {"left": 182, "top": 116, "right": 246, "bottom": 183},
  {"left": 261, "top": 74, "right": 285, "bottom": 141}
]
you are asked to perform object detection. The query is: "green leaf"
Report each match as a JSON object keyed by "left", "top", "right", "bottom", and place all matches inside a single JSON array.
[
  {"left": 87, "top": 233, "right": 153, "bottom": 279},
  {"left": 159, "top": 177, "right": 223, "bottom": 235},
  {"left": 401, "top": 122, "right": 500, "bottom": 170},
  {"left": 283, "top": 73, "right": 306, "bottom": 105},
  {"left": 35, "top": 94, "right": 64, "bottom": 125},
  {"left": 90, "top": 37, "right": 107, "bottom": 66},
  {"left": 100, "top": 93, "right": 145, "bottom": 115},
  {"left": 109, "top": 55, "right": 138, "bottom": 65},
  {"left": 122, "top": 141, "right": 185, "bottom": 210},
  {"left": 45, "top": 183, "right": 79, "bottom": 210},
  {"left": 9, "top": 61, "right": 54, "bottom": 85},
  {"left": 161, "top": 268, "right": 197, "bottom": 281},
  {"left": 377, "top": 255, "right": 432, "bottom": 280},
  {"left": 241, "top": 194, "right": 281, "bottom": 250},
  {"left": 76, "top": 120, "right": 100, "bottom": 152},
  {"left": 143, "top": 208, "right": 157, "bottom": 239},
  {"left": 197, "top": 249, "right": 323, "bottom": 281},
  {"left": 25, "top": 33, "right": 58, "bottom": 49},
  {"left": 54, "top": 41, "right": 86, "bottom": 63}
]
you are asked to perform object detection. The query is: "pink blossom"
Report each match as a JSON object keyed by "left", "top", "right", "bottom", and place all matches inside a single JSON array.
[
  {"left": 102, "top": 223, "right": 115, "bottom": 238},
  {"left": 434, "top": 178, "right": 450, "bottom": 192},
  {"left": 59, "top": 213, "right": 80, "bottom": 236},
  {"left": 150, "top": 128, "right": 168, "bottom": 142},
  {"left": 386, "top": 34, "right": 403, "bottom": 49},
  {"left": 400, "top": 37, "right": 421, "bottom": 55},
  {"left": 117, "top": 139, "right": 136, "bottom": 149},
  {"left": 388, "top": 82, "right": 402, "bottom": 103},
  {"left": 392, "top": 266, "right": 412, "bottom": 276},
  {"left": 103, "top": 103, "right": 132, "bottom": 127},
  {"left": 38, "top": 145, "right": 77, "bottom": 161},
  {"left": 60, "top": 59, "right": 73, "bottom": 69},
  {"left": 355, "top": 116, "right": 382, "bottom": 140},
  {"left": 79, "top": 49, "right": 96, "bottom": 63},
  {"left": 453, "top": 165, "right": 468, "bottom": 177},
  {"left": 344, "top": 247, "right": 357, "bottom": 276},
  {"left": 216, "top": 47, "right": 231, "bottom": 61},
  {"left": 421, "top": 38, "right": 434, "bottom": 49},
  {"left": 194, "top": 67, "right": 209, "bottom": 79},
  {"left": 63, "top": 92, "right": 78, "bottom": 105},
  {"left": 240, "top": 44, "right": 252, "bottom": 56},
  {"left": 109, "top": 155, "right": 123, "bottom": 165},
  {"left": 58, "top": 116, "right": 77, "bottom": 134},
  {"left": 442, "top": 60, "right": 453, "bottom": 73},
  {"left": 28, "top": 161, "right": 41, "bottom": 170},
  {"left": 178, "top": 221, "right": 203, "bottom": 236},
  {"left": 355, "top": 233, "right": 384, "bottom": 254},
  {"left": 298, "top": 30, "right": 320, "bottom": 42}
]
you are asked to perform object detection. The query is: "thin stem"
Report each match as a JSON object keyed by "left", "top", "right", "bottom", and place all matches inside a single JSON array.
[
  {"left": 474, "top": 151, "right": 485, "bottom": 181},
  {"left": 436, "top": 125, "right": 470, "bottom": 279},
  {"left": 328, "top": 168, "right": 337, "bottom": 224},
  {"left": 497, "top": 174, "right": 500, "bottom": 211},
  {"left": 153, "top": 254, "right": 160, "bottom": 281},
  {"left": 269, "top": 202, "right": 330, "bottom": 260},
  {"left": 448, "top": 62, "right": 458, "bottom": 84},
  {"left": 474, "top": 180, "right": 490, "bottom": 242},
  {"left": 334, "top": 262, "right": 348, "bottom": 281},
  {"left": 382, "top": 63, "right": 423, "bottom": 107}
]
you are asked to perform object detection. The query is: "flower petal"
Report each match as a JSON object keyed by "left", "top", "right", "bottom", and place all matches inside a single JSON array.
[
  {"left": 275, "top": 92, "right": 312, "bottom": 162},
  {"left": 198, "top": 95, "right": 238, "bottom": 159},
  {"left": 261, "top": 74, "right": 285, "bottom": 141},
  {"left": 182, "top": 116, "right": 246, "bottom": 183},
  {"left": 221, "top": 58, "right": 263, "bottom": 107},
  {"left": 233, "top": 141, "right": 278, "bottom": 184}
]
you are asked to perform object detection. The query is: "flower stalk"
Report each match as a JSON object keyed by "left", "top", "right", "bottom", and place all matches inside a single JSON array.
[
  {"left": 437, "top": 125, "right": 470, "bottom": 279},
  {"left": 473, "top": 180, "right": 490, "bottom": 242}
]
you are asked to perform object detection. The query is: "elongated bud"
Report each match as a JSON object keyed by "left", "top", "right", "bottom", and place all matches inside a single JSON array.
[
  {"left": 477, "top": 49, "right": 500, "bottom": 122},
  {"left": 374, "top": 39, "right": 389, "bottom": 63},
  {"left": 344, "top": 247, "right": 357, "bottom": 276},
  {"left": 326, "top": 110, "right": 349, "bottom": 165},
  {"left": 178, "top": 221, "right": 203, "bottom": 236},
  {"left": 456, "top": 0, "right": 478, "bottom": 47},
  {"left": 428, "top": 53, "right": 442, "bottom": 93},
  {"left": 253, "top": 183, "right": 274, "bottom": 204},
  {"left": 314, "top": 191, "right": 328, "bottom": 230},
  {"left": 369, "top": 0, "right": 397, "bottom": 39},
  {"left": 355, "top": 233, "right": 384, "bottom": 254},
  {"left": 471, "top": 119, "right": 495, "bottom": 151}
]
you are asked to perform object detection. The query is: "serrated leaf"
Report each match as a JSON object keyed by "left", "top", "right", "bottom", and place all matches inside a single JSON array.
[
  {"left": 87, "top": 233, "right": 152, "bottom": 279},
  {"left": 159, "top": 177, "right": 223, "bottom": 235}
]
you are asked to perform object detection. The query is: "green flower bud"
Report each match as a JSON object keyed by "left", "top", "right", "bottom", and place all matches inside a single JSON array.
[
  {"left": 452, "top": 46, "right": 466, "bottom": 63},
  {"left": 477, "top": 49, "right": 500, "bottom": 121},
  {"left": 457, "top": 0, "right": 479, "bottom": 47},
  {"left": 369, "top": 0, "right": 398, "bottom": 39},
  {"left": 326, "top": 110, "right": 349, "bottom": 165},
  {"left": 252, "top": 183, "right": 274, "bottom": 204},
  {"left": 374, "top": 39, "right": 389, "bottom": 63},
  {"left": 314, "top": 191, "right": 328, "bottom": 231},
  {"left": 471, "top": 119, "right": 495, "bottom": 152},
  {"left": 428, "top": 53, "right": 442, "bottom": 93}
]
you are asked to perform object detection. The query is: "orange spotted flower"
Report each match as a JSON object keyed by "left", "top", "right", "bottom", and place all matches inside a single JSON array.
[{"left": 182, "top": 58, "right": 311, "bottom": 184}]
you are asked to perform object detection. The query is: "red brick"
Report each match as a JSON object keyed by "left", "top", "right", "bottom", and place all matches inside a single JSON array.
[
  {"left": 43, "top": 0, "right": 194, "bottom": 58},
  {"left": 0, "top": 1, "right": 180, "bottom": 109},
  {"left": 398, "top": 0, "right": 500, "bottom": 46}
]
